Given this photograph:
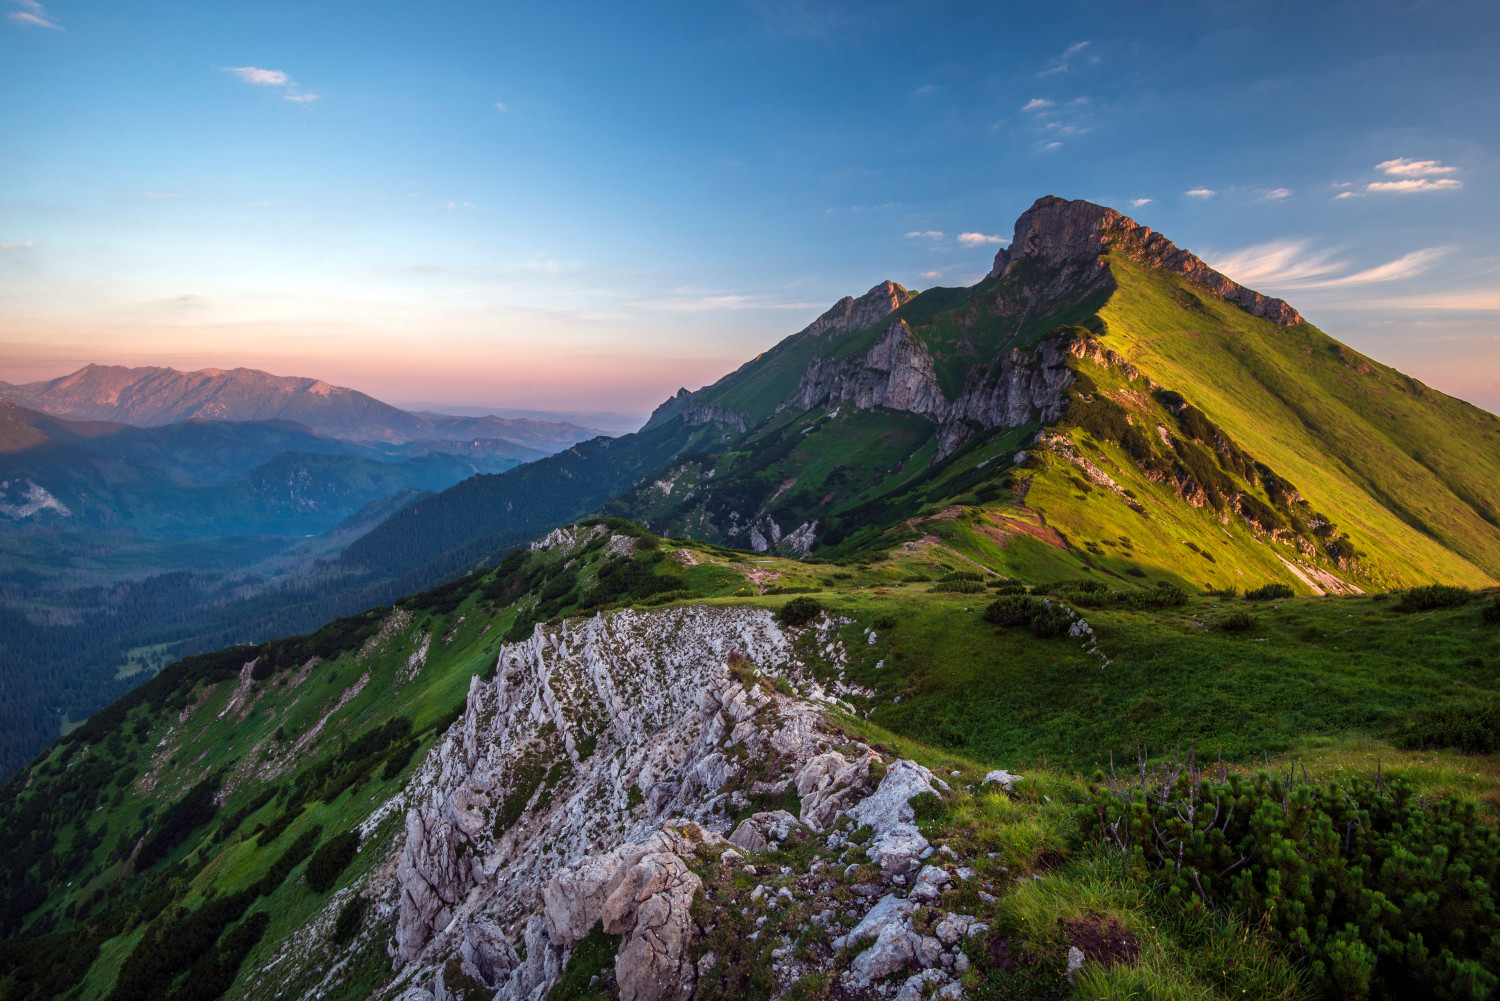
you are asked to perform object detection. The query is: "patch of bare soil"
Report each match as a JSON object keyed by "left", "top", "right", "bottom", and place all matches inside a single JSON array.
[{"left": 1060, "top": 916, "right": 1140, "bottom": 967}]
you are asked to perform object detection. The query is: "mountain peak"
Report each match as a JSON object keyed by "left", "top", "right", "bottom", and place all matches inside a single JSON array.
[
  {"left": 803, "top": 280, "right": 914, "bottom": 339},
  {"left": 989, "top": 195, "right": 1301, "bottom": 325}
]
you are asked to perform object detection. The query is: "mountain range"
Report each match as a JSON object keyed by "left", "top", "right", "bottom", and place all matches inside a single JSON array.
[
  {"left": 3, "top": 196, "right": 1500, "bottom": 1001},
  {"left": 0, "top": 364, "right": 608, "bottom": 448}
]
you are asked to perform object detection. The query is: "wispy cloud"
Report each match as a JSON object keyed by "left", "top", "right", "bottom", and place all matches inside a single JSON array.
[
  {"left": 913, "top": 84, "right": 937, "bottom": 96},
  {"left": 441, "top": 201, "right": 479, "bottom": 210},
  {"left": 957, "top": 232, "right": 1007, "bottom": 246},
  {"left": 224, "top": 66, "right": 288, "bottom": 86},
  {"left": 222, "top": 65, "right": 317, "bottom": 103},
  {"left": 1337, "top": 158, "right": 1463, "bottom": 198},
  {"left": 145, "top": 192, "right": 182, "bottom": 199},
  {"left": 1022, "top": 98, "right": 1053, "bottom": 112},
  {"left": 8, "top": 0, "right": 61, "bottom": 29},
  {"left": 1038, "top": 40, "right": 1093, "bottom": 77},
  {"left": 1185, "top": 188, "right": 1216, "bottom": 199},
  {"left": 1206, "top": 239, "right": 1449, "bottom": 290},
  {"left": 904, "top": 230, "right": 943, "bottom": 239},
  {"left": 1261, "top": 187, "right": 1292, "bottom": 201},
  {"left": 1366, "top": 178, "right": 1461, "bottom": 193},
  {"left": 918, "top": 271, "right": 941, "bottom": 279},
  {"left": 1041, "top": 141, "right": 1062, "bottom": 151},
  {"left": 1376, "top": 158, "right": 1457, "bottom": 178},
  {"left": 1130, "top": 198, "right": 1151, "bottom": 208},
  {"left": 493, "top": 101, "right": 508, "bottom": 111},
  {"left": 630, "top": 287, "right": 824, "bottom": 313},
  {"left": 0, "top": 240, "right": 36, "bottom": 249}
]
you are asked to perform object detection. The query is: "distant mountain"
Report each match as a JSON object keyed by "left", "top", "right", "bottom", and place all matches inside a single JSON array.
[
  {"left": 0, "top": 402, "right": 529, "bottom": 540},
  {"left": 0, "top": 364, "right": 606, "bottom": 450}
]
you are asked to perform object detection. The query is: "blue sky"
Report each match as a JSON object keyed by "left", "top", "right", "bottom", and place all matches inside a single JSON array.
[{"left": 2, "top": 0, "right": 1497, "bottom": 416}]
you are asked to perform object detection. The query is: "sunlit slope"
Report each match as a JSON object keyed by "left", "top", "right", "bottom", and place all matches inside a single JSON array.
[{"left": 1096, "top": 257, "right": 1500, "bottom": 586}]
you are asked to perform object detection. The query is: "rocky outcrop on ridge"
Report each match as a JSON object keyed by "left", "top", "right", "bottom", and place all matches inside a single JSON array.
[
  {"left": 803, "top": 280, "right": 915, "bottom": 340},
  {"left": 989, "top": 196, "right": 1301, "bottom": 326}
]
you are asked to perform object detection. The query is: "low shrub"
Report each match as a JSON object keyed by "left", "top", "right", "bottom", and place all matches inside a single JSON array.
[
  {"left": 1484, "top": 598, "right": 1500, "bottom": 625},
  {"left": 1123, "top": 582, "right": 1188, "bottom": 609},
  {"left": 986, "top": 580, "right": 1028, "bottom": 593},
  {"left": 331, "top": 895, "right": 368, "bottom": 946},
  {"left": 777, "top": 597, "right": 822, "bottom": 627},
  {"left": 873, "top": 615, "right": 897, "bottom": 630},
  {"left": 1216, "top": 611, "right": 1257, "bottom": 632},
  {"left": 305, "top": 830, "right": 360, "bottom": 893},
  {"left": 1244, "top": 583, "right": 1294, "bottom": 601},
  {"left": 929, "top": 581, "right": 984, "bottom": 594},
  {"left": 1397, "top": 699, "right": 1500, "bottom": 753},
  {"left": 1030, "top": 606, "right": 1073, "bottom": 639},
  {"left": 1398, "top": 584, "right": 1471, "bottom": 611},
  {"left": 937, "top": 570, "right": 983, "bottom": 582},
  {"left": 907, "top": 791, "right": 945, "bottom": 822},
  {"left": 1083, "top": 758, "right": 1500, "bottom": 1001},
  {"left": 983, "top": 595, "right": 1040, "bottom": 627}
]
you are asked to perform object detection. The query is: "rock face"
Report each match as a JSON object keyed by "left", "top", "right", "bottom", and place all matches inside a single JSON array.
[
  {"left": 792, "top": 320, "right": 946, "bottom": 419},
  {"left": 387, "top": 603, "right": 870, "bottom": 999},
  {"left": 989, "top": 196, "right": 1301, "bottom": 326},
  {"left": 802, "top": 280, "right": 915, "bottom": 340}
]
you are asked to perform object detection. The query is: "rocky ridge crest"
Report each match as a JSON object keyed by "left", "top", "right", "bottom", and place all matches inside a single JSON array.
[{"left": 989, "top": 196, "right": 1301, "bottom": 326}]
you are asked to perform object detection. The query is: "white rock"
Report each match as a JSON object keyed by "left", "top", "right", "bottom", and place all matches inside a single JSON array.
[{"left": 982, "top": 769, "right": 1020, "bottom": 791}]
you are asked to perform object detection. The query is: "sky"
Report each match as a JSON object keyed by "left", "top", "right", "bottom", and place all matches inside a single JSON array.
[{"left": 2, "top": 0, "right": 1498, "bottom": 418}]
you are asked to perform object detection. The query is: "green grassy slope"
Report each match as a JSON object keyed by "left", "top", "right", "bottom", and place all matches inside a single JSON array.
[
  {"left": 2, "top": 519, "right": 1498, "bottom": 1000},
  {"left": 1099, "top": 257, "right": 1500, "bottom": 584}
]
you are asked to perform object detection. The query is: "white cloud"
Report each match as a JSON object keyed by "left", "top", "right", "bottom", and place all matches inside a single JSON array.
[
  {"left": 285, "top": 92, "right": 319, "bottom": 103},
  {"left": 913, "top": 84, "right": 937, "bottom": 96},
  {"left": 1376, "top": 157, "right": 1457, "bottom": 178},
  {"left": 903, "top": 230, "right": 943, "bottom": 239},
  {"left": 1262, "top": 187, "right": 1292, "bottom": 201},
  {"left": 441, "top": 201, "right": 479, "bottom": 210},
  {"left": 1041, "top": 141, "right": 1062, "bottom": 151},
  {"left": 145, "top": 192, "right": 181, "bottom": 199},
  {"left": 8, "top": 0, "right": 60, "bottom": 28},
  {"left": 1130, "top": 198, "right": 1151, "bottom": 208},
  {"left": 1366, "top": 178, "right": 1461, "bottom": 193},
  {"left": 493, "top": 101, "right": 508, "bottom": 111},
  {"left": 224, "top": 66, "right": 289, "bottom": 86},
  {"left": 1334, "top": 191, "right": 1359, "bottom": 200},
  {"left": 1021, "top": 98, "right": 1053, "bottom": 112},
  {"left": 1038, "top": 40, "right": 1092, "bottom": 77},
  {"left": 0, "top": 240, "right": 36, "bottom": 249},
  {"left": 957, "top": 232, "right": 1007, "bottom": 246},
  {"left": 1206, "top": 239, "right": 1448, "bottom": 290},
  {"left": 1185, "top": 188, "right": 1216, "bottom": 199},
  {"left": 918, "top": 271, "right": 941, "bottom": 278}
]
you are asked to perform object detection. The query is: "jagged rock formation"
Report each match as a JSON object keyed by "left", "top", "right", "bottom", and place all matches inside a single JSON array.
[
  {"left": 802, "top": 280, "right": 916, "bottom": 340},
  {"left": 989, "top": 196, "right": 1301, "bottom": 326},
  {"left": 383, "top": 603, "right": 868, "bottom": 998}
]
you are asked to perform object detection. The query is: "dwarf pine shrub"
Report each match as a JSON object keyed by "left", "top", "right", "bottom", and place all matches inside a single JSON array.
[
  {"left": 1244, "top": 583, "right": 1294, "bottom": 601},
  {"left": 1398, "top": 584, "right": 1471, "bottom": 611},
  {"left": 777, "top": 597, "right": 822, "bottom": 627},
  {"left": 1082, "top": 756, "right": 1500, "bottom": 1000},
  {"left": 1216, "top": 611, "right": 1257, "bottom": 632}
]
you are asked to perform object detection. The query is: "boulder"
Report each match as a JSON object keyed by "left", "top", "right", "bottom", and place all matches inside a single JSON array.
[
  {"left": 848, "top": 760, "right": 944, "bottom": 833},
  {"left": 907, "top": 864, "right": 951, "bottom": 905},
  {"left": 982, "top": 769, "right": 1020, "bottom": 792},
  {"left": 601, "top": 852, "right": 703, "bottom": 1001},
  {"left": 728, "top": 810, "right": 803, "bottom": 853},
  {"left": 866, "top": 823, "right": 929, "bottom": 879},
  {"left": 796, "top": 751, "right": 878, "bottom": 831}
]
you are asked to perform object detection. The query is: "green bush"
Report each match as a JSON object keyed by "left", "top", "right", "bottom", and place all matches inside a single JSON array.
[
  {"left": 1483, "top": 598, "right": 1500, "bottom": 625},
  {"left": 907, "top": 791, "right": 945, "bottom": 822},
  {"left": 873, "top": 615, "right": 897, "bottom": 630},
  {"left": 1216, "top": 611, "right": 1257, "bottom": 632},
  {"left": 777, "top": 597, "right": 822, "bottom": 628},
  {"left": 1123, "top": 582, "right": 1188, "bottom": 609},
  {"left": 983, "top": 595, "right": 1040, "bottom": 627},
  {"left": 1398, "top": 584, "right": 1471, "bottom": 611},
  {"left": 331, "top": 895, "right": 367, "bottom": 946},
  {"left": 1030, "top": 606, "right": 1072, "bottom": 639},
  {"left": 986, "top": 580, "right": 1028, "bottom": 593},
  {"left": 929, "top": 581, "right": 984, "bottom": 594},
  {"left": 1397, "top": 699, "right": 1500, "bottom": 753},
  {"left": 1083, "top": 761, "right": 1500, "bottom": 1000},
  {"left": 305, "top": 830, "right": 360, "bottom": 893},
  {"left": 937, "top": 571, "right": 983, "bottom": 582},
  {"left": 1244, "top": 583, "right": 1294, "bottom": 601}
]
